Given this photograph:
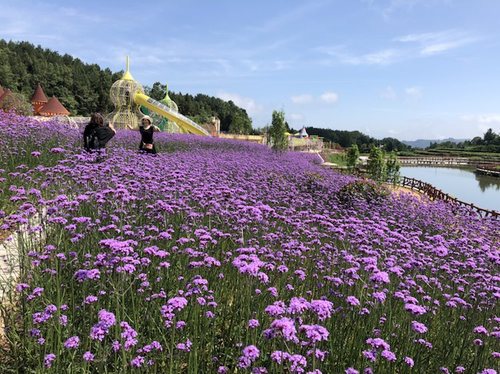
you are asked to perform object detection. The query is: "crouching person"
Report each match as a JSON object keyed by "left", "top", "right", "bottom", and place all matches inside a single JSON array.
[
  {"left": 139, "top": 115, "right": 160, "bottom": 154},
  {"left": 83, "top": 113, "right": 116, "bottom": 160}
]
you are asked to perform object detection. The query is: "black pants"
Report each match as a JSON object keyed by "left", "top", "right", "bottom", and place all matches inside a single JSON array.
[{"left": 139, "top": 142, "right": 157, "bottom": 154}]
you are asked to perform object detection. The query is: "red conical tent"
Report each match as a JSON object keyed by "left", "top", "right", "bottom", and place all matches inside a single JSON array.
[
  {"left": 31, "top": 84, "right": 48, "bottom": 103},
  {"left": 38, "top": 96, "right": 70, "bottom": 116},
  {"left": 31, "top": 84, "right": 49, "bottom": 114}
]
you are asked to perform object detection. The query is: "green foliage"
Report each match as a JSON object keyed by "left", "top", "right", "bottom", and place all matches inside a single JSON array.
[
  {"left": 346, "top": 144, "right": 360, "bottom": 171},
  {"left": 0, "top": 39, "right": 121, "bottom": 115},
  {"left": 305, "top": 127, "right": 410, "bottom": 152},
  {"left": 145, "top": 83, "right": 253, "bottom": 134},
  {"left": 483, "top": 128, "right": 497, "bottom": 144},
  {"left": 0, "top": 40, "right": 253, "bottom": 127},
  {"left": 337, "top": 179, "right": 390, "bottom": 205},
  {"left": 268, "top": 110, "right": 288, "bottom": 151},
  {"left": 327, "top": 153, "right": 347, "bottom": 167},
  {"left": 228, "top": 111, "right": 251, "bottom": 134},
  {"left": 367, "top": 145, "right": 386, "bottom": 181},
  {"left": 427, "top": 128, "right": 500, "bottom": 153},
  {"left": 366, "top": 147, "right": 401, "bottom": 184},
  {"left": 385, "top": 151, "right": 401, "bottom": 185}
]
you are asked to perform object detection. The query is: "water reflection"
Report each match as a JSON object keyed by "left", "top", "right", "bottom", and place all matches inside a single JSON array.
[
  {"left": 475, "top": 173, "right": 500, "bottom": 192},
  {"left": 400, "top": 166, "right": 500, "bottom": 211}
]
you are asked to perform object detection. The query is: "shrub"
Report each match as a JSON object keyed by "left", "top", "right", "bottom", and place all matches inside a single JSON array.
[
  {"left": 337, "top": 179, "right": 390, "bottom": 205},
  {"left": 0, "top": 92, "right": 33, "bottom": 116}
]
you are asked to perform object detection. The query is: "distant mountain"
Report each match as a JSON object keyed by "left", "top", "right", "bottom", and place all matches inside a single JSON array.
[{"left": 402, "top": 138, "right": 468, "bottom": 149}]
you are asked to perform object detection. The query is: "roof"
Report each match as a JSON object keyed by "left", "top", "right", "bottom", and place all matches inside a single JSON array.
[
  {"left": 38, "top": 96, "right": 70, "bottom": 115},
  {"left": 299, "top": 127, "right": 309, "bottom": 137},
  {"left": 31, "top": 84, "right": 48, "bottom": 103}
]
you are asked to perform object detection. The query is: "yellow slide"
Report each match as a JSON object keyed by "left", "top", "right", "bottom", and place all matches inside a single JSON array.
[{"left": 134, "top": 93, "right": 210, "bottom": 136}]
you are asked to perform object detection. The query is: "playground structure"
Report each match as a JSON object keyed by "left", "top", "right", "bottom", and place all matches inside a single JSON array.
[
  {"left": 108, "top": 58, "right": 210, "bottom": 136},
  {"left": 140, "top": 83, "right": 181, "bottom": 133}
]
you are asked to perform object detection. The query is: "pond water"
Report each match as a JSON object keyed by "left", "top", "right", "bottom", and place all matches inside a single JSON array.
[{"left": 399, "top": 166, "right": 500, "bottom": 212}]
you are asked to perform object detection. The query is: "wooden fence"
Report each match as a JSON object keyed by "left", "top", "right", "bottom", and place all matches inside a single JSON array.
[
  {"left": 399, "top": 176, "right": 499, "bottom": 219},
  {"left": 322, "top": 164, "right": 499, "bottom": 219},
  {"left": 398, "top": 157, "right": 469, "bottom": 165},
  {"left": 475, "top": 165, "right": 500, "bottom": 177}
]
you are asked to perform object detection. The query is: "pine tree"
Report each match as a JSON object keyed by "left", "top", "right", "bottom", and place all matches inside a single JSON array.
[
  {"left": 268, "top": 110, "right": 288, "bottom": 151},
  {"left": 367, "top": 145, "right": 386, "bottom": 182},
  {"left": 385, "top": 152, "right": 400, "bottom": 185},
  {"left": 346, "top": 144, "right": 360, "bottom": 171}
]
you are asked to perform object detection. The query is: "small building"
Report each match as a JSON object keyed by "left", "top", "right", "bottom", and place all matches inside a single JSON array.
[
  {"left": 31, "top": 84, "right": 49, "bottom": 114},
  {"left": 30, "top": 84, "right": 70, "bottom": 116},
  {"left": 38, "top": 96, "right": 70, "bottom": 117},
  {"left": 358, "top": 156, "right": 369, "bottom": 165}
]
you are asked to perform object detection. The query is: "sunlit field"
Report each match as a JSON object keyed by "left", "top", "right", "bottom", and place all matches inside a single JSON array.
[{"left": 0, "top": 112, "right": 498, "bottom": 373}]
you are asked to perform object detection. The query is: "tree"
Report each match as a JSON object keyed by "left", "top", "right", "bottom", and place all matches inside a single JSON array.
[
  {"left": 385, "top": 152, "right": 401, "bottom": 185},
  {"left": 0, "top": 39, "right": 255, "bottom": 127},
  {"left": 346, "top": 144, "right": 360, "bottom": 171},
  {"left": 228, "top": 112, "right": 252, "bottom": 134},
  {"left": 367, "top": 145, "right": 386, "bottom": 182},
  {"left": 268, "top": 110, "right": 288, "bottom": 151},
  {"left": 483, "top": 128, "right": 496, "bottom": 145},
  {"left": 304, "top": 126, "right": 410, "bottom": 152},
  {"left": 148, "top": 82, "right": 165, "bottom": 101},
  {"left": 0, "top": 39, "right": 116, "bottom": 115}
]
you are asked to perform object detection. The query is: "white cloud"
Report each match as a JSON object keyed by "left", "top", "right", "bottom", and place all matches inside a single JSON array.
[
  {"left": 405, "top": 86, "right": 422, "bottom": 99},
  {"left": 318, "top": 46, "right": 401, "bottom": 66},
  {"left": 461, "top": 114, "right": 500, "bottom": 135},
  {"left": 216, "top": 92, "right": 263, "bottom": 116},
  {"left": 395, "top": 30, "right": 478, "bottom": 56},
  {"left": 291, "top": 94, "right": 313, "bottom": 104},
  {"left": 317, "top": 29, "right": 478, "bottom": 67},
  {"left": 461, "top": 114, "right": 500, "bottom": 124},
  {"left": 320, "top": 91, "right": 339, "bottom": 104},
  {"left": 345, "top": 49, "right": 400, "bottom": 65},
  {"left": 381, "top": 86, "right": 397, "bottom": 100}
]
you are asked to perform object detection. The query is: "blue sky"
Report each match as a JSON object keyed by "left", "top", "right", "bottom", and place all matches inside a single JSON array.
[{"left": 1, "top": 0, "right": 500, "bottom": 140}]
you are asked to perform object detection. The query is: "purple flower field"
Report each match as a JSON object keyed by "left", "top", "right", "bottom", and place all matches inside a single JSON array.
[{"left": 0, "top": 111, "right": 498, "bottom": 373}]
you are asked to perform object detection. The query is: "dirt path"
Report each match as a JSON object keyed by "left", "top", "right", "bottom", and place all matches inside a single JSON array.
[
  {"left": 388, "top": 185, "right": 423, "bottom": 199},
  {"left": 0, "top": 231, "right": 19, "bottom": 341}
]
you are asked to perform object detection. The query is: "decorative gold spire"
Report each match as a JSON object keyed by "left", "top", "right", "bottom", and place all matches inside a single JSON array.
[{"left": 122, "top": 56, "right": 134, "bottom": 81}]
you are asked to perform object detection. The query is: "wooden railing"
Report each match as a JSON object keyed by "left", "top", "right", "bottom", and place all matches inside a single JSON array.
[
  {"left": 398, "top": 157, "right": 500, "bottom": 168},
  {"left": 321, "top": 163, "right": 499, "bottom": 219},
  {"left": 398, "top": 157, "right": 469, "bottom": 165},
  {"left": 399, "top": 176, "right": 499, "bottom": 219},
  {"left": 475, "top": 164, "right": 500, "bottom": 177}
]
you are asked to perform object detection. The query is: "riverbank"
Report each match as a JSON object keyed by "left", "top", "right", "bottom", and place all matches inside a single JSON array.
[
  {"left": 400, "top": 166, "right": 500, "bottom": 214},
  {"left": 320, "top": 162, "right": 499, "bottom": 216},
  {"left": 475, "top": 165, "right": 500, "bottom": 177}
]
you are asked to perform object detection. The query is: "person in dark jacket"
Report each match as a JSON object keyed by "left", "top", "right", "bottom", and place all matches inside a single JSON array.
[
  {"left": 83, "top": 113, "right": 101, "bottom": 151},
  {"left": 139, "top": 115, "right": 160, "bottom": 154},
  {"left": 83, "top": 113, "right": 116, "bottom": 151}
]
